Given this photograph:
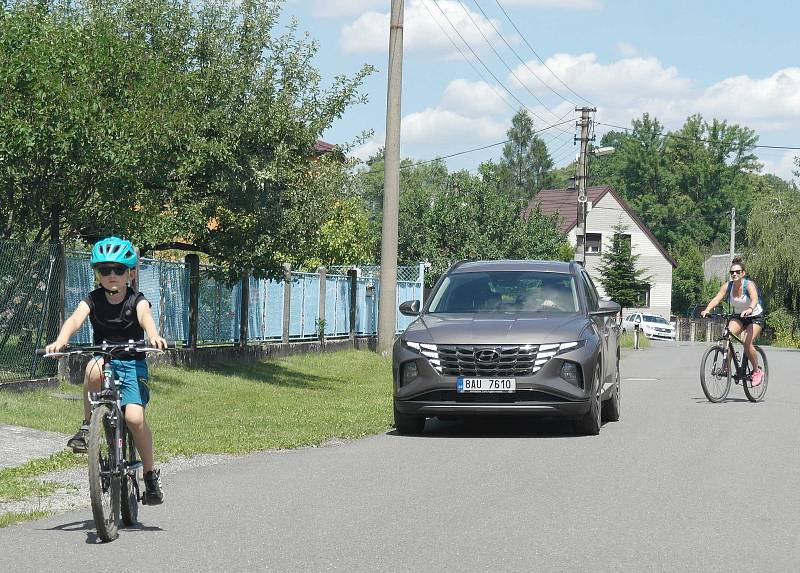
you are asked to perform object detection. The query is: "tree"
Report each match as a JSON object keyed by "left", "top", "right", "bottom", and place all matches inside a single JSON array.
[
  {"left": 0, "top": 0, "right": 375, "bottom": 281},
  {"left": 597, "top": 223, "right": 651, "bottom": 308},
  {"left": 498, "top": 109, "right": 555, "bottom": 202},
  {"left": 745, "top": 186, "right": 800, "bottom": 314},
  {"left": 670, "top": 237, "right": 705, "bottom": 314}
]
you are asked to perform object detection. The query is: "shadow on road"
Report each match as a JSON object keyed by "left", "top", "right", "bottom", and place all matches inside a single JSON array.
[
  {"left": 387, "top": 415, "right": 596, "bottom": 439},
  {"left": 43, "top": 519, "right": 164, "bottom": 544}
]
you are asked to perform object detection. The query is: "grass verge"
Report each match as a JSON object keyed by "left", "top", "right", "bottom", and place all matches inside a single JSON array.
[
  {"left": 0, "top": 511, "right": 51, "bottom": 528},
  {"left": 620, "top": 331, "right": 651, "bottom": 349},
  {"left": 0, "top": 349, "right": 393, "bottom": 456},
  {"left": 0, "top": 451, "right": 83, "bottom": 502}
]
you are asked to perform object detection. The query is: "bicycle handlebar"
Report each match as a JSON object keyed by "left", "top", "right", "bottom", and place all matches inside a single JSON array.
[{"left": 36, "top": 340, "right": 176, "bottom": 358}]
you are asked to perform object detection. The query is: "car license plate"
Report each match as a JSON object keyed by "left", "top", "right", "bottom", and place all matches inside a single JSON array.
[{"left": 456, "top": 377, "right": 516, "bottom": 393}]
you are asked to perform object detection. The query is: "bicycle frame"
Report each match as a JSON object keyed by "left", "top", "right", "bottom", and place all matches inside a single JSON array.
[
  {"left": 717, "top": 320, "right": 752, "bottom": 383},
  {"left": 89, "top": 360, "right": 142, "bottom": 499}
]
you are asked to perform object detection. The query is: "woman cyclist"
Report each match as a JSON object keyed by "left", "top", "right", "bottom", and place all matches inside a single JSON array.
[{"left": 700, "top": 256, "right": 765, "bottom": 386}]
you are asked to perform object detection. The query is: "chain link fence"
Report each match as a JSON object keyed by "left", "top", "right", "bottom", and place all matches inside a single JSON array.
[
  {"left": 0, "top": 241, "right": 63, "bottom": 382},
  {"left": 0, "top": 240, "right": 425, "bottom": 383}
]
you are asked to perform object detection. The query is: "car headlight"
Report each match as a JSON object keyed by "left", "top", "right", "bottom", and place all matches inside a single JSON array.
[{"left": 402, "top": 340, "right": 441, "bottom": 373}]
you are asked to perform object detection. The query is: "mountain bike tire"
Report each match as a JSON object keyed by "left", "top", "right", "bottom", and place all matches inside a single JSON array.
[
  {"left": 88, "top": 404, "right": 121, "bottom": 542},
  {"left": 742, "top": 346, "right": 768, "bottom": 403},
  {"left": 120, "top": 427, "right": 140, "bottom": 527},
  {"left": 700, "top": 345, "right": 731, "bottom": 403}
]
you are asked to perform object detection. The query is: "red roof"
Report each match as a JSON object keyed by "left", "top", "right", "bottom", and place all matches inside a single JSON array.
[
  {"left": 523, "top": 185, "right": 676, "bottom": 268},
  {"left": 313, "top": 140, "right": 335, "bottom": 154}
]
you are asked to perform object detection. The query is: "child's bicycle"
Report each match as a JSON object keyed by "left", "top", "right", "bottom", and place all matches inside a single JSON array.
[
  {"left": 37, "top": 340, "right": 170, "bottom": 542},
  {"left": 699, "top": 313, "right": 769, "bottom": 403}
]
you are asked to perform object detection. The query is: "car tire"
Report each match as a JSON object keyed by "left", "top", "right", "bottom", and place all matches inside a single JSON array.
[
  {"left": 602, "top": 362, "right": 620, "bottom": 423},
  {"left": 394, "top": 406, "right": 426, "bottom": 435},
  {"left": 575, "top": 361, "right": 602, "bottom": 436}
]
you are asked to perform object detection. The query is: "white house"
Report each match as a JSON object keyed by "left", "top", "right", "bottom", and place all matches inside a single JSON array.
[{"left": 523, "top": 185, "right": 677, "bottom": 318}]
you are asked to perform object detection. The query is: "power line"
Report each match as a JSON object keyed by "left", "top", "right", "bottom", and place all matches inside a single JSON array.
[
  {"left": 471, "top": 0, "right": 576, "bottom": 108},
  {"left": 428, "top": 0, "right": 571, "bottom": 138},
  {"left": 456, "top": 0, "right": 565, "bottom": 123},
  {"left": 494, "top": 0, "right": 594, "bottom": 107},
  {"left": 357, "top": 117, "right": 577, "bottom": 174},
  {"left": 596, "top": 121, "right": 800, "bottom": 151},
  {"left": 420, "top": 0, "right": 520, "bottom": 117}
]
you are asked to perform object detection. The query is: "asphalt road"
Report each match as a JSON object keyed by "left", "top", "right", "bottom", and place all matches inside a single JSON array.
[{"left": 1, "top": 342, "right": 799, "bottom": 572}]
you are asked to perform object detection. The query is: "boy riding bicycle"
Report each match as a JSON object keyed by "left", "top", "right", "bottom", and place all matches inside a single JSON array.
[{"left": 45, "top": 237, "right": 167, "bottom": 505}]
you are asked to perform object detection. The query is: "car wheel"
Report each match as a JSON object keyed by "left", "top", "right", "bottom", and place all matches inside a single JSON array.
[
  {"left": 575, "top": 361, "right": 602, "bottom": 436},
  {"left": 394, "top": 406, "right": 426, "bottom": 435},
  {"left": 602, "top": 361, "right": 620, "bottom": 423}
]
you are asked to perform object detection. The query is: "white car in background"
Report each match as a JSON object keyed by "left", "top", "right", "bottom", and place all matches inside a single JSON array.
[{"left": 621, "top": 312, "right": 676, "bottom": 341}]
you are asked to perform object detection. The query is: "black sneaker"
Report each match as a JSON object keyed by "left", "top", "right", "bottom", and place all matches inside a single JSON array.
[
  {"left": 66, "top": 421, "right": 89, "bottom": 453},
  {"left": 143, "top": 470, "right": 164, "bottom": 505}
]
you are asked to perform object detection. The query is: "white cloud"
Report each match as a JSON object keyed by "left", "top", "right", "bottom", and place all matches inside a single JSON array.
[
  {"left": 352, "top": 139, "right": 383, "bottom": 162},
  {"left": 312, "top": 0, "right": 385, "bottom": 19},
  {"left": 402, "top": 108, "right": 508, "bottom": 145},
  {"left": 341, "top": 0, "right": 504, "bottom": 57},
  {"left": 694, "top": 68, "right": 800, "bottom": 132},
  {"left": 501, "top": 0, "right": 603, "bottom": 9},
  {"left": 440, "top": 79, "right": 509, "bottom": 117},
  {"left": 760, "top": 150, "right": 800, "bottom": 183},
  {"left": 512, "top": 53, "right": 690, "bottom": 106}
]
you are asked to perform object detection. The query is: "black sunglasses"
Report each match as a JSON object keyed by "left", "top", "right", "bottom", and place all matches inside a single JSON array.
[
  {"left": 729, "top": 269, "right": 743, "bottom": 276},
  {"left": 96, "top": 265, "right": 128, "bottom": 277}
]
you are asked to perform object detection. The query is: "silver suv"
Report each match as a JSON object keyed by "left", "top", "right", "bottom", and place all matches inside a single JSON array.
[{"left": 392, "top": 260, "right": 621, "bottom": 435}]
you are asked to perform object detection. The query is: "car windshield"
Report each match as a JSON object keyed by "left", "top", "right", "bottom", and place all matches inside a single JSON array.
[
  {"left": 427, "top": 271, "right": 579, "bottom": 314},
  {"left": 643, "top": 315, "right": 668, "bottom": 324}
]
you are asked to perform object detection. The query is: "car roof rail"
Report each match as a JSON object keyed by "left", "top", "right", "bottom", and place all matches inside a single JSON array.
[{"left": 446, "top": 259, "right": 472, "bottom": 273}]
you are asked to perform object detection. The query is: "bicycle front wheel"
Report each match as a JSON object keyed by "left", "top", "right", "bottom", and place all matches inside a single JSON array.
[
  {"left": 120, "top": 427, "right": 140, "bottom": 527},
  {"left": 742, "top": 346, "right": 769, "bottom": 403},
  {"left": 700, "top": 345, "right": 731, "bottom": 403},
  {"left": 88, "top": 404, "right": 121, "bottom": 542}
]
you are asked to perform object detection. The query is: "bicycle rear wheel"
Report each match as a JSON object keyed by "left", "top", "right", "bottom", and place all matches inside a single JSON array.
[
  {"left": 742, "top": 346, "right": 769, "bottom": 402},
  {"left": 88, "top": 404, "right": 121, "bottom": 542},
  {"left": 120, "top": 426, "right": 140, "bottom": 527},
  {"left": 700, "top": 345, "right": 731, "bottom": 403}
]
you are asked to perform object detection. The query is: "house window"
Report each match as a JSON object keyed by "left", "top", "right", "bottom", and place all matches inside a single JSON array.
[
  {"left": 635, "top": 284, "right": 651, "bottom": 308},
  {"left": 585, "top": 233, "right": 602, "bottom": 254}
]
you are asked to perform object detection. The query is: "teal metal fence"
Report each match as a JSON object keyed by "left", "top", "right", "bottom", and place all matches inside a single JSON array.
[{"left": 0, "top": 240, "right": 425, "bottom": 382}]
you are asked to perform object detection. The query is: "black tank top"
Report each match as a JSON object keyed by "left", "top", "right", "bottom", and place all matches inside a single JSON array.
[{"left": 82, "top": 287, "right": 150, "bottom": 359}]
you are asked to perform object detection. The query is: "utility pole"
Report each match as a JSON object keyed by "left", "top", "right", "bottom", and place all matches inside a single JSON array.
[
  {"left": 377, "top": 0, "right": 403, "bottom": 356},
  {"left": 729, "top": 207, "right": 736, "bottom": 262},
  {"left": 574, "top": 107, "right": 595, "bottom": 265}
]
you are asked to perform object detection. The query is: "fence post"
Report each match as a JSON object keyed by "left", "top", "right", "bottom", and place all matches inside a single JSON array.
[
  {"left": 239, "top": 272, "right": 249, "bottom": 348},
  {"left": 690, "top": 321, "right": 696, "bottom": 342},
  {"left": 185, "top": 254, "right": 200, "bottom": 349},
  {"left": 705, "top": 320, "right": 712, "bottom": 343},
  {"left": 282, "top": 263, "right": 292, "bottom": 344},
  {"left": 348, "top": 268, "right": 357, "bottom": 343},
  {"left": 317, "top": 266, "right": 327, "bottom": 342}
]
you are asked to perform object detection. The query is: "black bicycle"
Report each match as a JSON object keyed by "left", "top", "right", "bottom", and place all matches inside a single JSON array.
[
  {"left": 699, "top": 313, "right": 769, "bottom": 403},
  {"left": 37, "top": 340, "right": 168, "bottom": 542}
]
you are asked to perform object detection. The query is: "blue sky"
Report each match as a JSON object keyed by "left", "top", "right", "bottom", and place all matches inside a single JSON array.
[{"left": 280, "top": 0, "right": 800, "bottom": 182}]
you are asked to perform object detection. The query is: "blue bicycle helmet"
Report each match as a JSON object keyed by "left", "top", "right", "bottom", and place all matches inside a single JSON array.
[{"left": 90, "top": 237, "right": 138, "bottom": 268}]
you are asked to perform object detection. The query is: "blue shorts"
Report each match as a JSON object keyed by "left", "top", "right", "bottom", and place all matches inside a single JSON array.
[{"left": 109, "top": 359, "right": 151, "bottom": 408}]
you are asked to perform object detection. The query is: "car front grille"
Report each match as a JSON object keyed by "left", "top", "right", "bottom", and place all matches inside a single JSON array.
[{"left": 420, "top": 342, "right": 580, "bottom": 377}]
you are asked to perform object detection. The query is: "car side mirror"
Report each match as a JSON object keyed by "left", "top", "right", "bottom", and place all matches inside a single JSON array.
[
  {"left": 634, "top": 317, "right": 641, "bottom": 324},
  {"left": 590, "top": 299, "right": 621, "bottom": 316},
  {"left": 399, "top": 300, "right": 421, "bottom": 316}
]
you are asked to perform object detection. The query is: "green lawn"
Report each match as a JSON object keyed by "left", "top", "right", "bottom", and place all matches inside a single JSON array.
[{"left": 0, "top": 349, "right": 394, "bottom": 456}]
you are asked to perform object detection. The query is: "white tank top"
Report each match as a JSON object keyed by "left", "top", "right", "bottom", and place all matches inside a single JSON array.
[{"left": 728, "top": 279, "right": 763, "bottom": 316}]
